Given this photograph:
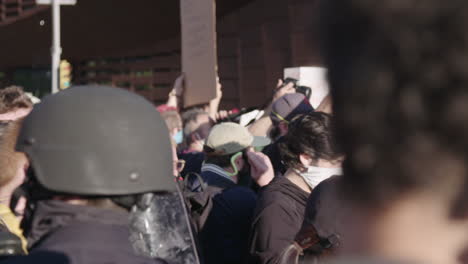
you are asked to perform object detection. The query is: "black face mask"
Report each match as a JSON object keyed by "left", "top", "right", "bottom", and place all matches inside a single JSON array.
[{"left": 237, "top": 152, "right": 252, "bottom": 187}]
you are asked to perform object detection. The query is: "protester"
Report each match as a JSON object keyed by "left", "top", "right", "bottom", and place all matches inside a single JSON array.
[
  {"left": 318, "top": 0, "right": 468, "bottom": 263},
  {"left": 301, "top": 176, "right": 343, "bottom": 255},
  {"left": 248, "top": 112, "right": 342, "bottom": 264},
  {"left": 248, "top": 79, "right": 296, "bottom": 138},
  {"left": 4, "top": 1, "right": 467, "bottom": 263},
  {"left": 263, "top": 93, "right": 314, "bottom": 176},
  {"left": 0, "top": 86, "right": 33, "bottom": 121},
  {"left": 4, "top": 86, "right": 197, "bottom": 264},
  {"left": 0, "top": 120, "right": 27, "bottom": 252},
  {"left": 182, "top": 109, "right": 213, "bottom": 153},
  {"left": 269, "top": 93, "right": 314, "bottom": 140},
  {"left": 279, "top": 176, "right": 343, "bottom": 264},
  {"left": 154, "top": 105, "right": 186, "bottom": 178},
  {"left": 177, "top": 108, "right": 214, "bottom": 176},
  {"left": 194, "top": 122, "right": 273, "bottom": 264},
  {"left": 165, "top": 74, "right": 184, "bottom": 110},
  {"left": 164, "top": 74, "right": 229, "bottom": 178},
  {"left": 159, "top": 108, "right": 183, "bottom": 145},
  {"left": 316, "top": 94, "right": 332, "bottom": 115},
  {"left": 165, "top": 74, "right": 224, "bottom": 121}
]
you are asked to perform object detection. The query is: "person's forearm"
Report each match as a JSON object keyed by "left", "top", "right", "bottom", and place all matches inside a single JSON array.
[
  {"left": 209, "top": 98, "right": 221, "bottom": 120},
  {"left": 248, "top": 103, "right": 273, "bottom": 137},
  {"left": 316, "top": 95, "right": 332, "bottom": 114},
  {"left": 248, "top": 116, "right": 272, "bottom": 137},
  {"left": 166, "top": 93, "right": 179, "bottom": 108},
  {"left": 167, "top": 74, "right": 184, "bottom": 109}
]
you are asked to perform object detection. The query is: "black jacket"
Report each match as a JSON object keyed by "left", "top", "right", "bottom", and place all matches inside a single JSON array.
[
  {"left": 248, "top": 176, "right": 309, "bottom": 264},
  {"left": 2, "top": 200, "right": 164, "bottom": 264},
  {"left": 199, "top": 168, "right": 257, "bottom": 264},
  {"left": 178, "top": 151, "right": 205, "bottom": 177}
]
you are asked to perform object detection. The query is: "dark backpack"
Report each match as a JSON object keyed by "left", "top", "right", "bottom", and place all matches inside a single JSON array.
[
  {"left": 179, "top": 172, "right": 232, "bottom": 235},
  {"left": 178, "top": 173, "right": 235, "bottom": 264}
]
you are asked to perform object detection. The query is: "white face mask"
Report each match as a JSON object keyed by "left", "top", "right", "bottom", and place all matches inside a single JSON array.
[{"left": 298, "top": 166, "right": 343, "bottom": 189}]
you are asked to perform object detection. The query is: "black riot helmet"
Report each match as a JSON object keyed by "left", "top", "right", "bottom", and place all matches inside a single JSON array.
[
  {"left": 14, "top": 86, "right": 200, "bottom": 264},
  {"left": 15, "top": 85, "right": 175, "bottom": 196}
]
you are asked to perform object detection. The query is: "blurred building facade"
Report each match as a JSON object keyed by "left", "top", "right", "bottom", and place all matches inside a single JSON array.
[{"left": 0, "top": 0, "right": 320, "bottom": 109}]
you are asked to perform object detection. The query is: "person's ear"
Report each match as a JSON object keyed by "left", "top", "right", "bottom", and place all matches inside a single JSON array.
[
  {"left": 299, "top": 154, "right": 313, "bottom": 168},
  {"left": 191, "top": 132, "right": 200, "bottom": 143},
  {"left": 234, "top": 153, "right": 244, "bottom": 170},
  {"left": 278, "top": 122, "right": 289, "bottom": 135}
]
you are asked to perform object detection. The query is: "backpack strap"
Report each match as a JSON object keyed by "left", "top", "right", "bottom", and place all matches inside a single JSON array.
[{"left": 182, "top": 172, "right": 208, "bottom": 193}]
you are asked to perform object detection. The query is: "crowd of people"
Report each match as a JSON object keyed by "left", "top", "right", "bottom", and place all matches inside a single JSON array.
[{"left": 0, "top": 0, "right": 468, "bottom": 264}]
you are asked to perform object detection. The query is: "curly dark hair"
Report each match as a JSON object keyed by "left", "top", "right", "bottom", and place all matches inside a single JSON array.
[
  {"left": 320, "top": 0, "right": 468, "bottom": 217},
  {"left": 181, "top": 108, "right": 210, "bottom": 144},
  {"left": 0, "top": 86, "right": 32, "bottom": 114},
  {"left": 279, "top": 112, "right": 341, "bottom": 171}
]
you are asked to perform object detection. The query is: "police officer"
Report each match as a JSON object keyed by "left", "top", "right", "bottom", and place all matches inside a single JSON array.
[{"left": 3, "top": 86, "right": 199, "bottom": 264}]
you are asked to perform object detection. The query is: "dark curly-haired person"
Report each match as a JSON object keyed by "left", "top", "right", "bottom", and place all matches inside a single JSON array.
[
  {"left": 248, "top": 112, "right": 343, "bottom": 264},
  {"left": 0, "top": 86, "right": 32, "bottom": 121},
  {"left": 316, "top": 0, "right": 468, "bottom": 264}
]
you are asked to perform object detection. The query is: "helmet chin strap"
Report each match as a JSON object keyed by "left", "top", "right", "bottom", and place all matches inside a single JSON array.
[
  {"left": 10, "top": 180, "right": 41, "bottom": 238},
  {"left": 9, "top": 183, "right": 28, "bottom": 217},
  {"left": 10, "top": 168, "right": 54, "bottom": 215}
]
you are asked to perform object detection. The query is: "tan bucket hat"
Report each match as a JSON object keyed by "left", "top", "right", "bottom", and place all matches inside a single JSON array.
[{"left": 204, "top": 122, "right": 271, "bottom": 156}]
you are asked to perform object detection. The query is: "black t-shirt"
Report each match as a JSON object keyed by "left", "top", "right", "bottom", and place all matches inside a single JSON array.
[
  {"left": 178, "top": 151, "right": 205, "bottom": 177},
  {"left": 248, "top": 176, "right": 309, "bottom": 264}
]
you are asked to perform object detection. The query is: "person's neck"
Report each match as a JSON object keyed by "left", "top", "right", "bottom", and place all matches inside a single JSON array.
[
  {"left": 0, "top": 194, "right": 11, "bottom": 208},
  {"left": 188, "top": 143, "right": 203, "bottom": 153},
  {"left": 0, "top": 182, "right": 16, "bottom": 207},
  {"left": 341, "top": 194, "right": 468, "bottom": 264},
  {"left": 315, "top": 158, "right": 342, "bottom": 168},
  {"left": 221, "top": 166, "right": 238, "bottom": 183},
  {"left": 284, "top": 168, "right": 312, "bottom": 193}
]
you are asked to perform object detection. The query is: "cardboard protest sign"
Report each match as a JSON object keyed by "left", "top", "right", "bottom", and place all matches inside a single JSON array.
[{"left": 180, "top": 0, "right": 218, "bottom": 107}]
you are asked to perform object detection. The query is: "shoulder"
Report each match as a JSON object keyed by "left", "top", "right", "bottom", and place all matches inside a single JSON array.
[
  {"left": 205, "top": 186, "right": 257, "bottom": 222},
  {"left": 254, "top": 177, "right": 306, "bottom": 222},
  {"left": 178, "top": 151, "right": 205, "bottom": 161},
  {"left": 201, "top": 171, "right": 235, "bottom": 190},
  {"left": 254, "top": 192, "right": 293, "bottom": 225},
  {"left": 29, "top": 222, "right": 159, "bottom": 264},
  {"left": 257, "top": 177, "right": 295, "bottom": 204},
  {"left": 257, "top": 189, "right": 290, "bottom": 210},
  {"left": 221, "top": 186, "right": 257, "bottom": 202},
  {"left": 215, "top": 186, "right": 257, "bottom": 211},
  {"left": 306, "top": 175, "right": 342, "bottom": 220}
]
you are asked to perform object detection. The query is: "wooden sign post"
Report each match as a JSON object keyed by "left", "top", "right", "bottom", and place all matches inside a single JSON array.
[{"left": 180, "top": 0, "right": 218, "bottom": 107}]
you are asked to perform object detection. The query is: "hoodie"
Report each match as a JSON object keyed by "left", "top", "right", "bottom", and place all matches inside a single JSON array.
[{"left": 248, "top": 176, "right": 309, "bottom": 264}]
